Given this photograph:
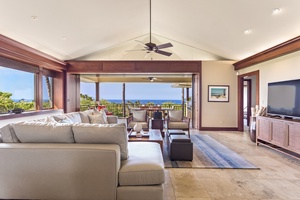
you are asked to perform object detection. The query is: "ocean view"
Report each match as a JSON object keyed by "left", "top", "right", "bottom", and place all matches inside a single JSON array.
[
  {"left": 106, "top": 99, "right": 182, "bottom": 105},
  {"left": 13, "top": 99, "right": 183, "bottom": 105}
]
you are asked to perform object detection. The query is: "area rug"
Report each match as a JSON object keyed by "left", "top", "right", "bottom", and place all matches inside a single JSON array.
[{"left": 164, "top": 134, "right": 259, "bottom": 169}]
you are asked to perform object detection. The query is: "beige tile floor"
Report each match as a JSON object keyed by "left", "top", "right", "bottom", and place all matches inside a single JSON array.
[{"left": 163, "top": 129, "right": 300, "bottom": 200}]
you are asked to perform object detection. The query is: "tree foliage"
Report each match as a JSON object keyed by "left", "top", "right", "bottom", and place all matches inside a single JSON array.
[{"left": 0, "top": 91, "right": 15, "bottom": 112}]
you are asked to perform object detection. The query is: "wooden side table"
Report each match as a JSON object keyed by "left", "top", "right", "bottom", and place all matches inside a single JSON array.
[{"left": 151, "top": 118, "right": 164, "bottom": 137}]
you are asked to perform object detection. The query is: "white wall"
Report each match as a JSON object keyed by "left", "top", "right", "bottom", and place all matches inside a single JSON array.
[
  {"left": 237, "top": 50, "right": 300, "bottom": 107},
  {"left": 202, "top": 61, "right": 237, "bottom": 127}
]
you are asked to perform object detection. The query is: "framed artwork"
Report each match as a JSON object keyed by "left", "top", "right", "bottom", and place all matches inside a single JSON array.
[{"left": 208, "top": 85, "right": 229, "bottom": 102}]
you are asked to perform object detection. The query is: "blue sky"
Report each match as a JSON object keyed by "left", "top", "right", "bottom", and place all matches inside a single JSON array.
[
  {"left": 81, "top": 82, "right": 183, "bottom": 100},
  {"left": 0, "top": 67, "right": 185, "bottom": 100}
]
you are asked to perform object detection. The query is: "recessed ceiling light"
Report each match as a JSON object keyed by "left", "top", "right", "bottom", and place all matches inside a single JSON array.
[
  {"left": 31, "top": 16, "right": 38, "bottom": 20},
  {"left": 272, "top": 8, "right": 281, "bottom": 14},
  {"left": 244, "top": 29, "right": 251, "bottom": 34},
  {"left": 61, "top": 36, "right": 67, "bottom": 40}
]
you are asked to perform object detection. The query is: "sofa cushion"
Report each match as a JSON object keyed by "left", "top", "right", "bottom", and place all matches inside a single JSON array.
[
  {"left": 132, "top": 110, "right": 146, "bottom": 122},
  {"left": 119, "top": 142, "right": 165, "bottom": 186},
  {"left": 72, "top": 123, "right": 128, "bottom": 160},
  {"left": 79, "top": 110, "right": 94, "bottom": 123},
  {"left": 0, "top": 124, "right": 20, "bottom": 143},
  {"left": 168, "top": 122, "right": 189, "bottom": 129},
  {"left": 12, "top": 122, "right": 75, "bottom": 143},
  {"left": 169, "top": 110, "right": 182, "bottom": 121}
]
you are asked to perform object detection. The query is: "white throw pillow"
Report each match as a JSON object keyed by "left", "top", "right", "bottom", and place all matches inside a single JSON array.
[
  {"left": 52, "top": 115, "right": 73, "bottom": 123},
  {"left": 132, "top": 110, "right": 146, "bottom": 122},
  {"left": 169, "top": 110, "right": 182, "bottom": 121}
]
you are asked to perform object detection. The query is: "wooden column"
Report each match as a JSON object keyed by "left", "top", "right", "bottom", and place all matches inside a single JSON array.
[
  {"left": 122, "top": 83, "right": 126, "bottom": 117},
  {"left": 95, "top": 82, "right": 100, "bottom": 101},
  {"left": 182, "top": 88, "right": 184, "bottom": 118}
]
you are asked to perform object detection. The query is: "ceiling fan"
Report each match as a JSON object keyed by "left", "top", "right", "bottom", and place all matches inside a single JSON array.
[
  {"left": 142, "top": 77, "right": 160, "bottom": 82},
  {"left": 127, "top": 0, "right": 173, "bottom": 56}
]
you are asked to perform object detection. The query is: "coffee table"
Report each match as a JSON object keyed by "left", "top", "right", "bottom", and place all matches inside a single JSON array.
[{"left": 128, "top": 129, "right": 163, "bottom": 152}]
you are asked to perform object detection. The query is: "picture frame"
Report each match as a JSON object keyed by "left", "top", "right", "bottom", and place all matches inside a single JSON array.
[{"left": 208, "top": 85, "right": 229, "bottom": 102}]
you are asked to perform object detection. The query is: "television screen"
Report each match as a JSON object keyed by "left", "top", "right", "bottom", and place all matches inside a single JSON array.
[{"left": 268, "top": 79, "right": 300, "bottom": 117}]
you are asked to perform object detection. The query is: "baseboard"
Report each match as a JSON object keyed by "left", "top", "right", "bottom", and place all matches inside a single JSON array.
[{"left": 199, "top": 127, "right": 238, "bottom": 131}]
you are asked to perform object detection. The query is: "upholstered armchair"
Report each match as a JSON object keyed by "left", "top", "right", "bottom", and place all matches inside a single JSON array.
[
  {"left": 126, "top": 110, "right": 150, "bottom": 130},
  {"left": 167, "top": 110, "right": 190, "bottom": 138}
]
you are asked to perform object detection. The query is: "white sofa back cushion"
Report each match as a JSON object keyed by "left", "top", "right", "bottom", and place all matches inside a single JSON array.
[
  {"left": 12, "top": 122, "right": 75, "bottom": 143},
  {"left": 72, "top": 123, "right": 128, "bottom": 160}
]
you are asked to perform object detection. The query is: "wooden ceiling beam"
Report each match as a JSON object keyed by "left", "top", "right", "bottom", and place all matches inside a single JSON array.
[{"left": 233, "top": 35, "right": 300, "bottom": 70}]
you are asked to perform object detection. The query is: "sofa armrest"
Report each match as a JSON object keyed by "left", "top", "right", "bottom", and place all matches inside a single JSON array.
[{"left": 107, "top": 115, "right": 118, "bottom": 124}]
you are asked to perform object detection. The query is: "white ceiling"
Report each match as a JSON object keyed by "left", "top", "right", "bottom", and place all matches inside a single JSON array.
[{"left": 1, "top": 0, "right": 300, "bottom": 61}]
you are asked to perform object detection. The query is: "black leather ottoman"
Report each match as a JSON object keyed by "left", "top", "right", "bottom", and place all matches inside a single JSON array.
[
  {"left": 166, "top": 130, "right": 186, "bottom": 147},
  {"left": 168, "top": 135, "right": 193, "bottom": 161}
]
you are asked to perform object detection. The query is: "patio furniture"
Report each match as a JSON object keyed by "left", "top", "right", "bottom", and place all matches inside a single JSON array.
[
  {"left": 166, "top": 110, "right": 190, "bottom": 138},
  {"left": 126, "top": 110, "right": 150, "bottom": 130}
]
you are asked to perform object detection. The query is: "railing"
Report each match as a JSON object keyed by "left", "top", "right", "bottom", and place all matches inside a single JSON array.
[{"left": 80, "top": 103, "right": 187, "bottom": 117}]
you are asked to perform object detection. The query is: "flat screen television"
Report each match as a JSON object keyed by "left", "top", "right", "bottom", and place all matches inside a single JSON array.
[{"left": 268, "top": 79, "right": 300, "bottom": 118}]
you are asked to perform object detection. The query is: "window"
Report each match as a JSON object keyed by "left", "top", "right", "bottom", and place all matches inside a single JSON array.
[
  {"left": 42, "top": 75, "right": 53, "bottom": 109},
  {"left": 0, "top": 66, "right": 35, "bottom": 113}
]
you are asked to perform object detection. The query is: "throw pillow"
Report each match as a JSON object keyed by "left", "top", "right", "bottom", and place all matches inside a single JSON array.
[
  {"left": 169, "top": 110, "right": 182, "bottom": 121},
  {"left": 88, "top": 110, "right": 108, "bottom": 124},
  {"left": 79, "top": 109, "right": 94, "bottom": 123},
  {"left": 0, "top": 124, "right": 20, "bottom": 143},
  {"left": 52, "top": 115, "right": 73, "bottom": 123},
  {"left": 132, "top": 110, "right": 146, "bottom": 122}
]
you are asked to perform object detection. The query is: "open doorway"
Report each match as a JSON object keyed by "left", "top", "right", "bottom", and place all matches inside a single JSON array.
[{"left": 237, "top": 70, "right": 259, "bottom": 131}]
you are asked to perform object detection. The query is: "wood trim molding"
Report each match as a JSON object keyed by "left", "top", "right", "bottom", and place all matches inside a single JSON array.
[
  {"left": 0, "top": 34, "right": 66, "bottom": 71},
  {"left": 67, "top": 60, "right": 201, "bottom": 73},
  {"left": 233, "top": 36, "right": 300, "bottom": 70},
  {"left": 199, "top": 127, "right": 238, "bottom": 131}
]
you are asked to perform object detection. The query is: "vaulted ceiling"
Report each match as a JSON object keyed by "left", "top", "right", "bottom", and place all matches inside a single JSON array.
[{"left": 1, "top": 0, "right": 300, "bottom": 62}]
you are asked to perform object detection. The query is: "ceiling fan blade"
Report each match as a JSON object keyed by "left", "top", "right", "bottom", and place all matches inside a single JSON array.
[
  {"left": 125, "top": 49, "right": 148, "bottom": 52},
  {"left": 155, "top": 49, "right": 172, "bottom": 56},
  {"left": 156, "top": 42, "right": 173, "bottom": 49}
]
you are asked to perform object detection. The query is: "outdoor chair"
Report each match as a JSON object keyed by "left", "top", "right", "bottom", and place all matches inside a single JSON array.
[
  {"left": 126, "top": 110, "right": 150, "bottom": 131},
  {"left": 167, "top": 110, "right": 190, "bottom": 138}
]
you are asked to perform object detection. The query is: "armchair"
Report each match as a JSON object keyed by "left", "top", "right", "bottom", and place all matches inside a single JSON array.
[
  {"left": 126, "top": 110, "right": 150, "bottom": 130},
  {"left": 167, "top": 110, "right": 190, "bottom": 138}
]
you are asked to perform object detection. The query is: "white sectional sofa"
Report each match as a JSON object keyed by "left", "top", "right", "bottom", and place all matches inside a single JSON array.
[{"left": 0, "top": 110, "right": 165, "bottom": 200}]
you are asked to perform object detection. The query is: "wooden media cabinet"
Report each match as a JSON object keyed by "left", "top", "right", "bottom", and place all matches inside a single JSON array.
[{"left": 256, "top": 116, "right": 300, "bottom": 158}]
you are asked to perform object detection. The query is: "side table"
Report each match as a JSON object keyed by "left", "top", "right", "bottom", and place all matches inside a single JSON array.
[{"left": 151, "top": 118, "right": 164, "bottom": 137}]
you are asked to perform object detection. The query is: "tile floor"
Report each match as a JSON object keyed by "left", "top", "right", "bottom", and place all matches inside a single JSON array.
[{"left": 163, "top": 129, "right": 300, "bottom": 200}]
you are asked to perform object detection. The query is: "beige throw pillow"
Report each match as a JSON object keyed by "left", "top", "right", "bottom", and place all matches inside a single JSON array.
[{"left": 88, "top": 110, "right": 108, "bottom": 124}]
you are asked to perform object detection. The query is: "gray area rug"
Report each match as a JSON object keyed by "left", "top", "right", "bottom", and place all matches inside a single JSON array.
[{"left": 164, "top": 134, "right": 259, "bottom": 169}]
